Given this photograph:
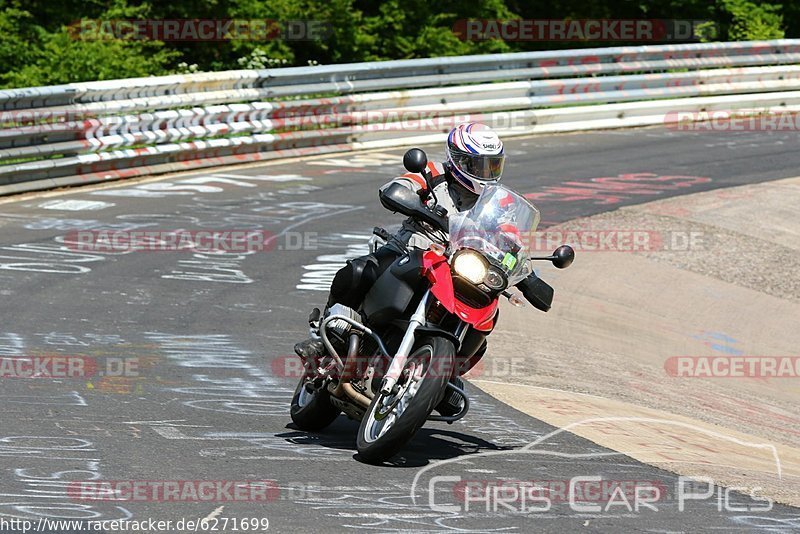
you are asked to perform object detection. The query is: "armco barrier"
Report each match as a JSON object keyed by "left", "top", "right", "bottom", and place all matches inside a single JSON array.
[{"left": 1, "top": 39, "right": 800, "bottom": 195}]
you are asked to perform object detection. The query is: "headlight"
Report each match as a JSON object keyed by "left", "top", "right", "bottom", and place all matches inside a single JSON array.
[
  {"left": 484, "top": 266, "right": 507, "bottom": 290},
  {"left": 452, "top": 250, "right": 488, "bottom": 284}
]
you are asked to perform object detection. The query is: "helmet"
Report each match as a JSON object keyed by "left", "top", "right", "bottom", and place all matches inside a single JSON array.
[{"left": 445, "top": 122, "right": 505, "bottom": 194}]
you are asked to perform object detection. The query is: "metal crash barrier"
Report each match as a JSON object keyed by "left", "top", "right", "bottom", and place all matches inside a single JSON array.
[{"left": 1, "top": 39, "right": 800, "bottom": 195}]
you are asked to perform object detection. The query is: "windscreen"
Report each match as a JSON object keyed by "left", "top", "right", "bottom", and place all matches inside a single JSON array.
[{"left": 448, "top": 184, "right": 541, "bottom": 285}]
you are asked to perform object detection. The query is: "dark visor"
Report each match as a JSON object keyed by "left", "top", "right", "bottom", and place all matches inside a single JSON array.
[{"left": 450, "top": 150, "right": 505, "bottom": 180}]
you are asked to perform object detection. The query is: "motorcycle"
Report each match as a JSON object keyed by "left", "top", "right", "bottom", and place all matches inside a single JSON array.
[{"left": 290, "top": 148, "right": 575, "bottom": 463}]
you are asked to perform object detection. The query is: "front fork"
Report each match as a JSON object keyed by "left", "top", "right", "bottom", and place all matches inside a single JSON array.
[
  {"left": 379, "top": 290, "right": 472, "bottom": 395},
  {"left": 380, "top": 290, "right": 431, "bottom": 395}
]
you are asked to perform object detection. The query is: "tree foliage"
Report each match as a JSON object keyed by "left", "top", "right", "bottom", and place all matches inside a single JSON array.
[{"left": 0, "top": 0, "right": 791, "bottom": 89}]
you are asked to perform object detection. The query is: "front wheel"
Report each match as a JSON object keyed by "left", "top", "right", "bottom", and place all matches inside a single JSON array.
[{"left": 356, "top": 336, "right": 454, "bottom": 463}]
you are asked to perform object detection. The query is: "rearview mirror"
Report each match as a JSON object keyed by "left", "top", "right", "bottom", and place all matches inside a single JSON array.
[
  {"left": 530, "top": 244, "right": 575, "bottom": 268},
  {"left": 551, "top": 245, "right": 575, "bottom": 269},
  {"left": 403, "top": 148, "right": 428, "bottom": 174}
]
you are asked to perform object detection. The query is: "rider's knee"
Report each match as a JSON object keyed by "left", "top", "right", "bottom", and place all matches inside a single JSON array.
[{"left": 328, "top": 254, "right": 379, "bottom": 308}]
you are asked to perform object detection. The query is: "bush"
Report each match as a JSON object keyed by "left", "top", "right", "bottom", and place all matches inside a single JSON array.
[{"left": 719, "top": 0, "right": 784, "bottom": 40}]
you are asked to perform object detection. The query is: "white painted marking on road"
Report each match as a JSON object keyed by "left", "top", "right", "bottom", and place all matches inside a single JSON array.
[
  {"left": 38, "top": 199, "right": 114, "bottom": 211},
  {"left": 297, "top": 233, "right": 371, "bottom": 291},
  {"left": 211, "top": 173, "right": 312, "bottom": 182},
  {"left": 182, "top": 176, "right": 256, "bottom": 187},
  {"left": 306, "top": 153, "right": 400, "bottom": 168},
  {"left": 152, "top": 426, "right": 200, "bottom": 439},
  {"left": 335, "top": 513, "right": 445, "bottom": 519},
  {"left": 201, "top": 506, "right": 224, "bottom": 524},
  {"left": 236, "top": 456, "right": 352, "bottom": 462},
  {"left": 120, "top": 420, "right": 211, "bottom": 427}
]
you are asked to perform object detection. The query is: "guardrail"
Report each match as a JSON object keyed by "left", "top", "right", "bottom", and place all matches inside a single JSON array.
[{"left": 1, "top": 39, "right": 800, "bottom": 195}]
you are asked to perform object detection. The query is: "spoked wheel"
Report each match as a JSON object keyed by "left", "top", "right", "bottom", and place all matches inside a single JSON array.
[
  {"left": 356, "top": 336, "right": 454, "bottom": 463},
  {"left": 290, "top": 373, "right": 340, "bottom": 431}
]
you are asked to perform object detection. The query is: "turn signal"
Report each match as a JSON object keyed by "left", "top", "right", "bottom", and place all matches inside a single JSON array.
[{"left": 508, "top": 293, "right": 526, "bottom": 307}]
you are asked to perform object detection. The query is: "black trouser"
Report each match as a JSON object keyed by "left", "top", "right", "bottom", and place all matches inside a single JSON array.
[{"left": 326, "top": 245, "right": 401, "bottom": 309}]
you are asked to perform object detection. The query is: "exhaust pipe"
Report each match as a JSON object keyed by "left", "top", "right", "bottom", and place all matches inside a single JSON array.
[{"left": 331, "top": 334, "right": 372, "bottom": 409}]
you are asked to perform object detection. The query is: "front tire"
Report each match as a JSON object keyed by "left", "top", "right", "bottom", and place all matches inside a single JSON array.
[
  {"left": 290, "top": 376, "right": 340, "bottom": 431},
  {"left": 356, "top": 336, "right": 454, "bottom": 463}
]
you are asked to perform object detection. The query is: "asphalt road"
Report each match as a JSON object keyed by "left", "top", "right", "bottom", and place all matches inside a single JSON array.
[{"left": 0, "top": 126, "right": 798, "bottom": 533}]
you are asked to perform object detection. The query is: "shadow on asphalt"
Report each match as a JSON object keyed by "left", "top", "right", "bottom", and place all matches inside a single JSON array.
[{"left": 282, "top": 416, "right": 513, "bottom": 468}]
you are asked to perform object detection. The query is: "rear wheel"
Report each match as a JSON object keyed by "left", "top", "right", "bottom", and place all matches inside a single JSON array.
[
  {"left": 356, "top": 336, "right": 454, "bottom": 463},
  {"left": 290, "top": 375, "right": 340, "bottom": 431}
]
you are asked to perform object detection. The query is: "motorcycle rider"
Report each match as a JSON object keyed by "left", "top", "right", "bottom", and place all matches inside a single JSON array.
[{"left": 294, "top": 122, "right": 506, "bottom": 363}]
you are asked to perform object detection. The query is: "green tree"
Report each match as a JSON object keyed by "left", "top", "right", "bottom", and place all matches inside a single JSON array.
[
  {"left": 0, "top": 1, "right": 177, "bottom": 88},
  {"left": 718, "top": 0, "right": 784, "bottom": 40},
  {"left": 0, "top": 8, "right": 40, "bottom": 77},
  {"left": 0, "top": 0, "right": 794, "bottom": 88},
  {"left": 5, "top": 31, "right": 178, "bottom": 87}
]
